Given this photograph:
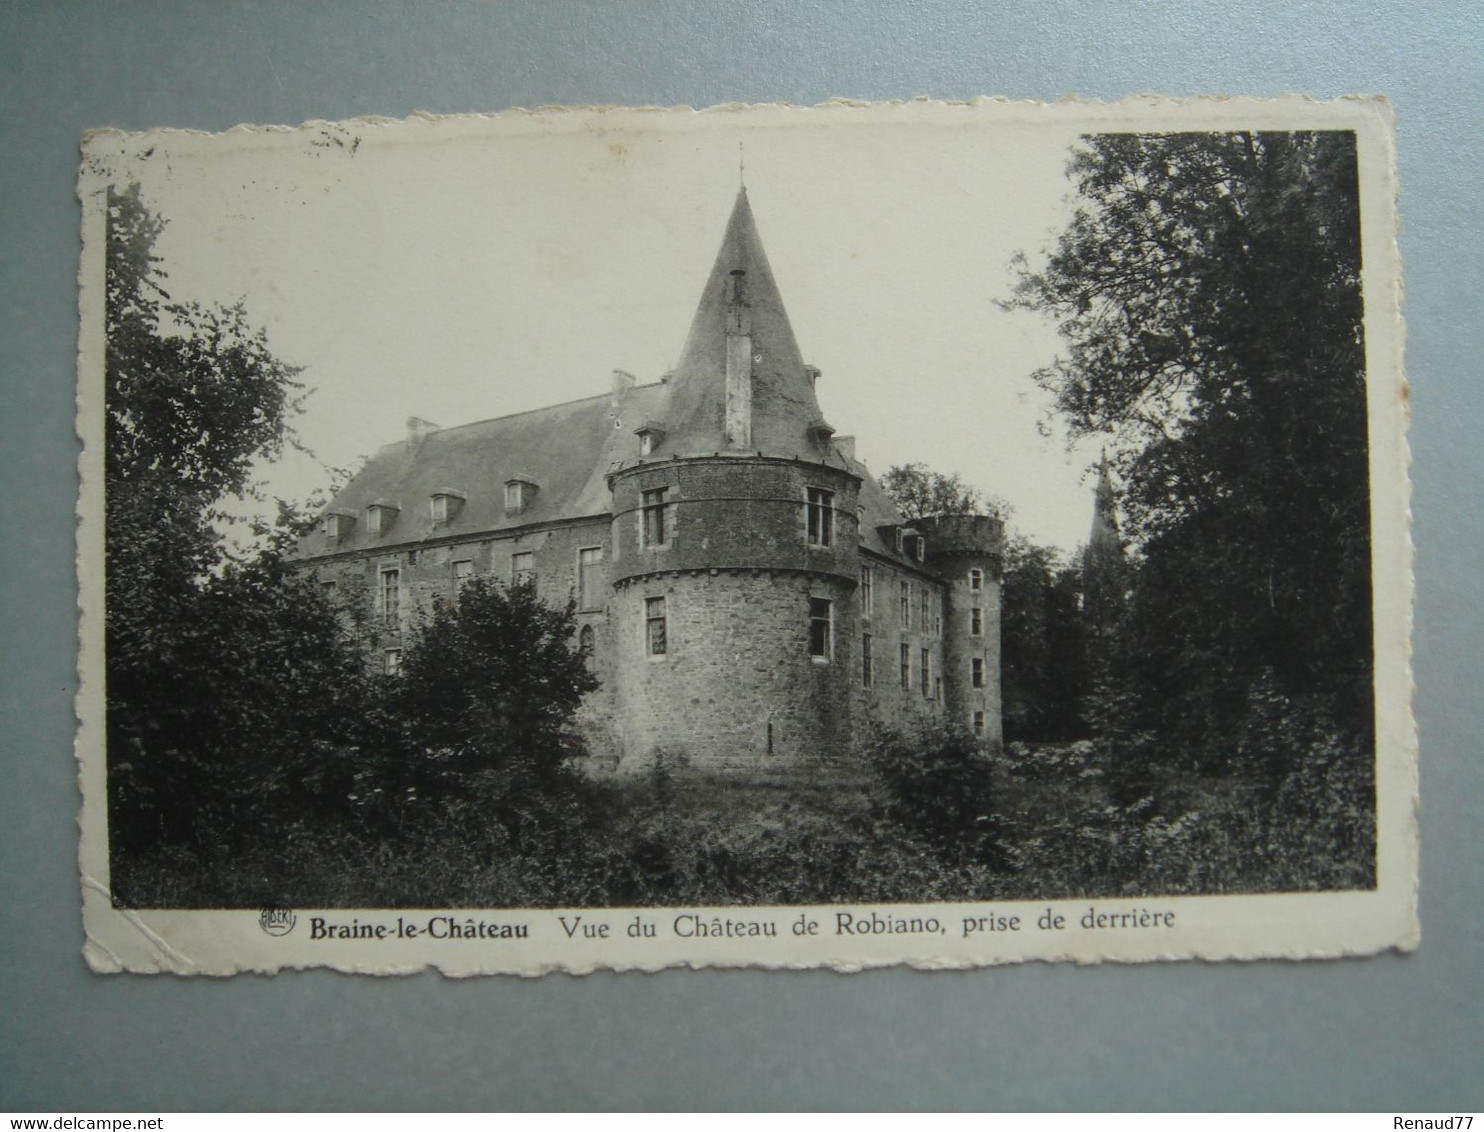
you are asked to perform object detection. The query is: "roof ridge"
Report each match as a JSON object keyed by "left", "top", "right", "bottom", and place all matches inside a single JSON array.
[{"left": 420, "top": 380, "right": 667, "bottom": 438}]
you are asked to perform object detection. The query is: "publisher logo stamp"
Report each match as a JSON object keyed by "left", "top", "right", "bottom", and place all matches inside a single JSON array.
[{"left": 259, "top": 906, "right": 296, "bottom": 937}]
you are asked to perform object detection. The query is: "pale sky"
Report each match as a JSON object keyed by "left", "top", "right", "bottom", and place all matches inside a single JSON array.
[{"left": 85, "top": 104, "right": 1106, "bottom": 553}]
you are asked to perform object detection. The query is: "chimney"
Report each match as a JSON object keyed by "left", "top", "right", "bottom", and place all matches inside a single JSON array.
[
  {"left": 611, "top": 368, "right": 637, "bottom": 412},
  {"left": 406, "top": 416, "right": 440, "bottom": 451}
]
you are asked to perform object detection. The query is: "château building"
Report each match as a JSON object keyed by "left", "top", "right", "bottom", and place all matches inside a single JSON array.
[{"left": 296, "top": 189, "right": 1004, "bottom": 776}]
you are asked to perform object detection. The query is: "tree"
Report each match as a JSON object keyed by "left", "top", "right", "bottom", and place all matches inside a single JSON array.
[
  {"left": 999, "top": 536, "right": 1086, "bottom": 742},
  {"left": 104, "top": 185, "right": 372, "bottom": 872},
  {"left": 1008, "top": 132, "right": 1372, "bottom": 779},
  {"left": 394, "top": 578, "right": 599, "bottom": 796},
  {"left": 878, "top": 463, "right": 1007, "bottom": 522}
]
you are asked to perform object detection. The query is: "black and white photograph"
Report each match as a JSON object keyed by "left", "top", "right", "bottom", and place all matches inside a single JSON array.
[{"left": 75, "top": 99, "right": 1414, "bottom": 973}]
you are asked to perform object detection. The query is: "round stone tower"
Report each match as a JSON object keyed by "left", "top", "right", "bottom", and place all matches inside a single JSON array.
[
  {"left": 605, "top": 189, "right": 863, "bottom": 776},
  {"left": 918, "top": 513, "right": 1006, "bottom": 746}
]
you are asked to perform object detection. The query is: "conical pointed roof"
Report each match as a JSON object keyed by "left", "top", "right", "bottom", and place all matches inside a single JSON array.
[
  {"left": 1088, "top": 455, "right": 1122, "bottom": 557},
  {"left": 655, "top": 189, "right": 827, "bottom": 458}
]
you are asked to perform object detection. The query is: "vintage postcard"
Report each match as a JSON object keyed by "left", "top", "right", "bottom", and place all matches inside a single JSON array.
[{"left": 76, "top": 97, "right": 1415, "bottom": 974}]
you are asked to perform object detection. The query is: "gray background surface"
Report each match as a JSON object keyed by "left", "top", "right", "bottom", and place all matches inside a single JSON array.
[{"left": 2, "top": 0, "right": 1479, "bottom": 1112}]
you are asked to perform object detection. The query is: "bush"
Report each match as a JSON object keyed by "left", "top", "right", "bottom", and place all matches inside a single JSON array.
[{"left": 865, "top": 723, "right": 996, "bottom": 857}]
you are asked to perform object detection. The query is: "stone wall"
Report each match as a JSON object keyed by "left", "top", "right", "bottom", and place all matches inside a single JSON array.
[{"left": 610, "top": 569, "right": 857, "bottom": 775}]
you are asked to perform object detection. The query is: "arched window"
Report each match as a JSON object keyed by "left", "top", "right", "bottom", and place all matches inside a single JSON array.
[{"left": 578, "top": 623, "right": 595, "bottom": 669}]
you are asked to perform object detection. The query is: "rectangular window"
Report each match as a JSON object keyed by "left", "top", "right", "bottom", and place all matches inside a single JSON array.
[
  {"left": 511, "top": 551, "right": 534, "bottom": 586},
  {"left": 453, "top": 559, "right": 473, "bottom": 594},
  {"left": 921, "top": 648, "right": 931, "bottom": 696},
  {"left": 861, "top": 633, "right": 873, "bottom": 688},
  {"left": 577, "top": 547, "right": 603, "bottom": 611},
  {"left": 383, "top": 648, "right": 402, "bottom": 676},
  {"left": 642, "top": 488, "right": 669, "bottom": 547},
  {"left": 919, "top": 588, "right": 930, "bottom": 632},
  {"left": 379, "top": 567, "right": 401, "bottom": 627},
  {"left": 971, "top": 606, "right": 983, "bottom": 636},
  {"left": 900, "top": 642, "right": 911, "bottom": 689},
  {"left": 806, "top": 487, "right": 835, "bottom": 547},
  {"left": 973, "top": 710, "right": 986, "bottom": 736},
  {"left": 969, "top": 567, "right": 983, "bottom": 592},
  {"left": 808, "top": 597, "right": 833, "bottom": 659},
  {"left": 646, "top": 596, "right": 667, "bottom": 656},
  {"left": 934, "top": 676, "right": 943, "bottom": 702},
  {"left": 859, "top": 566, "right": 873, "bottom": 618},
  {"left": 972, "top": 657, "right": 985, "bottom": 688},
  {"left": 899, "top": 581, "right": 911, "bottom": 628}
]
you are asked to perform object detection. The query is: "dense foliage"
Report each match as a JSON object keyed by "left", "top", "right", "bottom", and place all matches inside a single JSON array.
[
  {"left": 1010, "top": 133, "right": 1373, "bottom": 794},
  {"left": 878, "top": 462, "right": 1007, "bottom": 523},
  {"left": 104, "top": 184, "right": 379, "bottom": 872}
]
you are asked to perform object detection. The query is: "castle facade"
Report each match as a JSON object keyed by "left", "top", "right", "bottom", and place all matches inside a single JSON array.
[{"left": 296, "top": 190, "right": 1004, "bottom": 775}]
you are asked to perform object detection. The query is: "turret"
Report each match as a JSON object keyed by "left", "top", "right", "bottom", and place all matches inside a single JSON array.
[
  {"left": 604, "top": 189, "right": 861, "bottom": 775},
  {"left": 919, "top": 513, "right": 1006, "bottom": 746}
]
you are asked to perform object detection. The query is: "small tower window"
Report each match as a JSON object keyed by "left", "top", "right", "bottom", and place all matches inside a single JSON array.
[
  {"left": 862, "top": 633, "right": 873, "bottom": 688},
  {"left": 971, "top": 607, "right": 984, "bottom": 637},
  {"left": 806, "top": 487, "right": 835, "bottom": 547},
  {"left": 577, "top": 546, "right": 603, "bottom": 611},
  {"left": 900, "top": 642, "right": 911, "bottom": 689},
  {"left": 808, "top": 597, "right": 833, "bottom": 659},
  {"left": 921, "top": 648, "right": 931, "bottom": 696},
  {"left": 969, "top": 567, "right": 984, "bottom": 592},
  {"left": 972, "top": 657, "right": 985, "bottom": 688},
  {"left": 578, "top": 623, "right": 595, "bottom": 671},
  {"left": 383, "top": 648, "right": 402, "bottom": 677},
  {"left": 859, "top": 566, "right": 873, "bottom": 618},
  {"left": 378, "top": 567, "right": 401, "bottom": 627},
  {"left": 646, "top": 597, "right": 667, "bottom": 656},
  {"left": 972, "top": 711, "right": 986, "bottom": 736},
  {"left": 642, "top": 487, "right": 669, "bottom": 547},
  {"left": 899, "top": 582, "right": 911, "bottom": 629}
]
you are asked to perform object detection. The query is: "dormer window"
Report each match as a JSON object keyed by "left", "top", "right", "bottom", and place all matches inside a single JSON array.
[
  {"left": 914, "top": 535, "right": 926, "bottom": 563},
  {"left": 894, "top": 527, "right": 905, "bottom": 555},
  {"left": 806, "top": 487, "right": 835, "bottom": 547},
  {"left": 429, "top": 489, "right": 466, "bottom": 527},
  {"left": 635, "top": 421, "right": 667, "bottom": 458},
  {"left": 321, "top": 511, "right": 355, "bottom": 540},
  {"left": 504, "top": 476, "right": 537, "bottom": 515},
  {"left": 807, "top": 418, "right": 836, "bottom": 444},
  {"left": 365, "top": 503, "right": 399, "bottom": 537}
]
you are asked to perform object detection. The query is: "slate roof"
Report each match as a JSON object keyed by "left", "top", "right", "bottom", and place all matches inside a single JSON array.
[
  {"left": 658, "top": 188, "right": 831, "bottom": 461},
  {"left": 298, "top": 382, "right": 668, "bottom": 558},
  {"left": 298, "top": 188, "right": 927, "bottom": 571}
]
